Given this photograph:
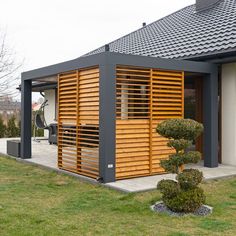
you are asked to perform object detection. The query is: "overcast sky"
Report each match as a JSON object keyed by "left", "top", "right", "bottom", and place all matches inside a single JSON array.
[{"left": 0, "top": 0, "right": 195, "bottom": 100}]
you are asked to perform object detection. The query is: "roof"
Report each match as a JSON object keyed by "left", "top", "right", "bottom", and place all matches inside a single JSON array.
[
  {"left": 32, "top": 103, "right": 41, "bottom": 111},
  {"left": 84, "top": 0, "right": 236, "bottom": 60}
]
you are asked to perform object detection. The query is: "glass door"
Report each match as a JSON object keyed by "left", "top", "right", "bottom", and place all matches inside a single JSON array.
[{"left": 184, "top": 77, "right": 203, "bottom": 153}]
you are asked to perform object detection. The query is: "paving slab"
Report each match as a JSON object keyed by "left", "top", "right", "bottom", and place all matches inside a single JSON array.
[
  {"left": 1, "top": 138, "right": 236, "bottom": 193},
  {"left": 106, "top": 164, "right": 236, "bottom": 192}
]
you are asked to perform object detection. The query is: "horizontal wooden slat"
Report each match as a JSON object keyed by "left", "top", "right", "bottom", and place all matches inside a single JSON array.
[
  {"left": 115, "top": 66, "right": 183, "bottom": 179},
  {"left": 58, "top": 67, "right": 100, "bottom": 180}
]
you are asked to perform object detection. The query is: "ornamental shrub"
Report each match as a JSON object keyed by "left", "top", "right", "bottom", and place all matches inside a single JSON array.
[
  {"left": 163, "top": 187, "right": 205, "bottom": 213},
  {"left": 167, "top": 139, "right": 192, "bottom": 153},
  {"left": 160, "top": 154, "right": 186, "bottom": 174},
  {"left": 156, "top": 119, "right": 203, "bottom": 141},
  {"left": 182, "top": 151, "right": 201, "bottom": 164},
  {"left": 156, "top": 118, "right": 205, "bottom": 213},
  {"left": 177, "top": 169, "right": 203, "bottom": 190},
  {"left": 157, "top": 179, "right": 180, "bottom": 198}
]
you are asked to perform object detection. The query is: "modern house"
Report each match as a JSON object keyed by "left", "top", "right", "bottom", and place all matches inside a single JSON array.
[{"left": 20, "top": 0, "right": 236, "bottom": 183}]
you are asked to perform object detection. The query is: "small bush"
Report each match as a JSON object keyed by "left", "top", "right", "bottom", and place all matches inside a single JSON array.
[
  {"left": 163, "top": 187, "right": 205, "bottom": 213},
  {"left": 160, "top": 154, "right": 185, "bottom": 174},
  {"left": 6, "top": 116, "right": 20, "bottom": 137},
  {"left": 177, "top": 169, "right": 203, "bottom": 190},
  {"left": 156, "top": 119, "right": 203, "bottom": 141},
  {"left": 0, "top": 115, "right": 6, "bottom": 138},
  {"left": 157, "top": 179, "right": 180, "bottom": 198},
  {"left": 183, "top": 151, "right": 201, "bottom": 164},
  {"left": 167, "top": 139, "right": 192, "bottom": 153}
]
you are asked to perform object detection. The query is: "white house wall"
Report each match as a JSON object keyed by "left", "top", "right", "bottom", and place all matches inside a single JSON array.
[
  {"left": 222, "top": 62, "right": 236, "bottom": 166},
  {"left": 44, "top": 89, "right": 56, "bottom": 137}
]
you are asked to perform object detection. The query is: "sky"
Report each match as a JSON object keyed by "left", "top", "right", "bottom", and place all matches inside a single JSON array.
[{"left": 0, "top": 0, "right": 195, "bottom": 101}]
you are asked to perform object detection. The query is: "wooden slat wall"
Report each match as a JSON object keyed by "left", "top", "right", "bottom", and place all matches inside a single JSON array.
[
  {"left": 116, "top": 66, "right": 184, "bottom": 179},
  {"left": 151, "top": 69, "right": 184, "bottom": 174},
  {"left": 58, "top": 68, "right": 100, "bottom": 179},
  {"left": 58, "top": 71, "right": 78, "bottom": 173}
]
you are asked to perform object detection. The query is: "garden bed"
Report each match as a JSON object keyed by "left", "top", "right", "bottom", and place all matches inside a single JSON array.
[{"left": 151, "top": 201, "right": 213, "bottom": 216}]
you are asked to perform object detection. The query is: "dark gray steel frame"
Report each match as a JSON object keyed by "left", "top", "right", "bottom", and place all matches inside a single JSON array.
[{"left": 21, "top": 52, "right": 218, "bottom": 183}]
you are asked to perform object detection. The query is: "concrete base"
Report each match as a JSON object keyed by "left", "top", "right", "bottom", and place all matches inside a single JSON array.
[
  {"left": 1, "top": 138, "right": 236, "bottom": 193},
  {"left": 106, "top": 163, "right": 236, "bottom": 192}
]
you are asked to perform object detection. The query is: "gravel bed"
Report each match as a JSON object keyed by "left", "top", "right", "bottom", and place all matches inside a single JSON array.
[{"left": 151, "top": 201, "right": 213, "bottom": 217}]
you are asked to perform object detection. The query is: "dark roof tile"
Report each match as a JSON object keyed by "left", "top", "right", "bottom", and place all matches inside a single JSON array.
[{"left": 84, "top": 0, "right": 236, "bottom": 59}]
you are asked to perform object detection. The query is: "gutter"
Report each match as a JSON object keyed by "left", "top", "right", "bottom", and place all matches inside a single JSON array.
[{"left": 181, "top": 49, "right": 236, "bottom": 64}]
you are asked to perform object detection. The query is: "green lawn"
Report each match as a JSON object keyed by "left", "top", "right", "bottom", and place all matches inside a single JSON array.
[{"left": 0, "top": 156, "right": 236, "bottom": 236}]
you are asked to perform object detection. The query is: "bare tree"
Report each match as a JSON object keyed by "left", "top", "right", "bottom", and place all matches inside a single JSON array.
[{"left": 0, "top": 32, "right": 22, "bottom": 101}]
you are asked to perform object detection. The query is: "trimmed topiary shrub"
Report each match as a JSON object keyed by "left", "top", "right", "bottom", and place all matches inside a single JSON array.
[
  {"left": 182, "top": 151, "right": 202, "bottom": 164},
  {"left": 160, "top": 154, "right": 186, "bottom": 174},
  {"left": 163, "top": 187, "right": 205, "bottom": 213},
  {"left": 177, "top": 169, "right": 203, "bottom": 190},
  {"left": 157, "top": 179, "right": 180, "bottom": 198},
  {"left": 156, "top": 118, "right": 203, "bottom": 141},
  {"left": 156, "top": 118, "right": 205, "bottom": 213},
  {"left": 167, "top": 139, "right": 192, "bottom": 152}
]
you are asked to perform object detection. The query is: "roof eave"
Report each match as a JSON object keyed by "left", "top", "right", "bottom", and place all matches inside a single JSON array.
[{"left": 180, "top": 48, "right": 236, "bottom": 63}]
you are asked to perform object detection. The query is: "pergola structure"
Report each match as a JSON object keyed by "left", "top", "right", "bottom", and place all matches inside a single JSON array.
[{"left": 21, "top": 52, "right": 218, "bottom": 183}]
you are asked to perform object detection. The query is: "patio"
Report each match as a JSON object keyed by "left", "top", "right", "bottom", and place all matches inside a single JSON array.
[
  {"left": 1, "top": 137, "right": 236, "bottom": 192},
  {"left": 0, "top": 138, "right": 57, "bottom": 168}
]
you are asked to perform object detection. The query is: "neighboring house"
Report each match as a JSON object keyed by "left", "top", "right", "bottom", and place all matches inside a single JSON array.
[
  {"left": 0, "top": 99, "right": 21, "bottom": 125},
  {"left": 20, "top": 0, "right": 236, "bottom": 183},
  {"left": 32, "top": 102, "right": 41, "bottom": 111}
]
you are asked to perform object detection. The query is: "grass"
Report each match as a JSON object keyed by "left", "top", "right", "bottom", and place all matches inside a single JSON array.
[{"left": 0, "top": 157, "right": 236, "bottom": 236}]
